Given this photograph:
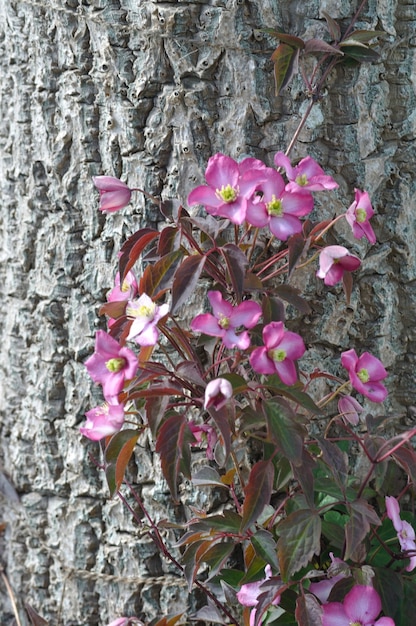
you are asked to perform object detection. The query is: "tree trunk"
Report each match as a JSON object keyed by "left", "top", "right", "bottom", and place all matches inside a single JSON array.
[{"left": 0, "top": 0, "right": 414, "bottom": 624}]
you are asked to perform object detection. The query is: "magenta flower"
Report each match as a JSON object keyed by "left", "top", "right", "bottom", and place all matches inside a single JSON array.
[
  {"left": 80, "top": 401, "right": 125, "bottom": 441},
  {"left": 245, "top": 168, "right": 314, "bottom": 240},
  {"left": 189, "top": 422, "right": 218, "bottom": 460},
  {"left": 237, "top": 565, "right": 280, "bottom": 626},
  {"left": 346, "top": 189, "right": 376, "bottom": 244},
  {"left": 106, "top": 619, "right": 142, "bottom": 626},
  {"left": 250, "top": 321, "right": 305, "bottom": 385},
  {"left": 107, "top": 271, "right": 138, "bottom": 303},
  {"left": 341, "top": 349, "right": 388, "bottom": 403},
  {"left": 338, "top": 394, "right": 364, "bottom": 425},
  {"left": 85, "top": 331, "right": 138, "bottom": 400},
  {"left": 316, "top": 245, "right": 361, "bottom": 286},
  {"left": 386, "top": 496, "right": 416, "bottom": 572},
  {"left": 322, "top": 585, "right": 395, "bottom": 626},
  {"left": 274, "top": 152, "right": 338, "bottom": 192},
  {"left": 93, "top": 176, "right": 132, "bottom": 213},
  {"left": 126, "top": 294, "right": 169, "bottom": 346},
  {"left": 204, "top": 378, "right": 233, "bottom": 410},
  {"left": 187, "top": 153, "right": 267, "bottom": 225},
  {"left": 191, "top": 291, "right": 262, "bottom": 350}
]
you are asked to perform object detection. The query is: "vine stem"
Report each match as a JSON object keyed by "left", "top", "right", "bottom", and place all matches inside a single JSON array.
[{"left": 0, "top": 569, "right": 23, "bottom": 626}]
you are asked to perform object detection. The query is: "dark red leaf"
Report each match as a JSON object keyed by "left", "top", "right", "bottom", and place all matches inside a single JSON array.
[
  {"left": 342, "top": 270, "right": 353, "bottom": 304},
  {"left": 155, "top": 413, "right": 193, "bottom": 501},
  {"left": 139, "top": 249, "right": 183, "bottom": 297},
  {"left": 240, "top": 460, "right": 274, "bottom": 533},
  {"left": 145, "top": 394, "right": 170, "bottom": 438},
  {"left": 171, "top": 255, "right": 206, "bottom": 314},
  {"left": 275, "top": 284, "right": 311, "bottom": 314},
  {"left": 277, "top": 510, "right": 321, "bottom": 581},
  {"left": 263, "top": 398, "right": 306, "bottom": 465},
  {"left": 119, "top": 228, "right": 159, "bottom": 282},
  {"left": 220, "top": 243, "right": 249, "bottom": 303},
  {"left": 99, "top": 300, "right": 127, "bottom": 320},
  {"left": 287, "top": 233, "right": 308, "bottom": 277},
  {"left": 272, "top": 43, "right": 299, "bottom": 95},
  {"left": 25, "top": 604, "right": 49, "bottom": 626},
  {"left": 266, "top": 30, "right": 305, "bottom": 49},
  {"left": 321, "top": 11, "right": 341, "bottom": 41},
  {"left": 105, "top": 429, "right": 140, "bottom": 497},
  {"left": 304, "top": 38, "right": 343, "bottom": 56},
  {"left": 295, "top": 593, "right": 323, "bottom": 626},
  {"left": 157, "top": 225, "right": 180, "bottom": 256},
  {"left": 339, "top": 45, "right": 380, "bottom": 63}
]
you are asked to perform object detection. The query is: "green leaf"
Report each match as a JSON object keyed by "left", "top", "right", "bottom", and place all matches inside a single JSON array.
[
  {"left": 197, "top": 510, "right": 242, "bottom": 533},
  {"left": 105, "top": 429, "right": 140, "bottom": 497},
  {"left": 344, "top": 499, "right": 381, "bottom": 561},
  {"left": 200, "top": 540, "right": 236, "bottom": 579},
  {"left": 271, "top": 43, "right": 299, "bottom": 95},
  {"left": 155, "top": 413, "right": 193, "bottom": 501},
  {"left": 263, "top": 399, "right": 305, "bottom": 465},
  {"left": 342, "top": 29, "right": 385, "bottom": 44},
  {"left": 192, "top": 466, "right": 226, "bottom": 488},
  {"left": 294, "top": 594, "right": 323, "bottom": 626},
  {"left": 315, "top": 435, "right": 348, "bottom": 489},
  {"left": 251, "top": 529, "right": 280, "bottom": 571},
  {"left": 373, "top": 567, "right": 403, "bottom": 624},
  {"left": 277, "top": 510, "right": 321, "bottom": 581},
  {"left": 221, "top": 243, "right": 248, "bottom": 303},
  {"left": 265, "top": 377, "right": 321, "bottom": 414},
  {"left": 171, "top": 254, "right": 206, "bottom": 314},
  {"left": 339, "top": 45, "right": 380, "bottom": 63},
  {"left": 240, "top": 460, "right": 274, "bottom": 533}
]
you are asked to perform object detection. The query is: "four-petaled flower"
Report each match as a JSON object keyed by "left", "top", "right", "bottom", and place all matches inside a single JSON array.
[
  {"left": 322, "top": 585, "right": 395, "bottom": 626},
  {"left": 386, "top": 496, "right": 416, "bottom": 572},
  {"left": 237, "top": 565, "right": 280, "bottom": 626},
  {"left": 274, "top": 152, "right": 339, "bottom": 192},
  {"left": 341, "top": 349, "right": 388, "bottom": 403},
  {"left": 85, "top": 330, "right": 138, "bottom": 400},
  {"left": 250, "top": 321, "right": 305, "bottom": 385},
  {"left": 245, "top": 168, "right": 314, "bottom": 240},
  {"left": 338, "top": 394, "right": 364, "bottom": 425},
  {"left": 204, "top": 378, "right": 233, "bottom": 410},
  {"left": 317, "top": 245, "right": 361, "bottom": 286},
  {"left": 80, "top": 401, "right": 125, "bottom": 441},
  {"left": 191, "top": 291, "right": 262, "bottom": 350},
  {"left": 93, "top": 176, "right": 132, "bottom": 213},
  {"left": 346, "top": 189, "right": 376, "bottom": 244},
  {"left": 187, "top": 153, "right": 267, "bottom": 225},
  {"left": 126, "top": 294, "right": 169, "bottom": 346}
]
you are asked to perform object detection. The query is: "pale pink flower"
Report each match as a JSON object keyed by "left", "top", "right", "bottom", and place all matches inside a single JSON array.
[
  {"left": 126, "top": 294, "right": 169, "bottom": 346},
  {"left": 346, "top": 189, "right": 376, "bottom": 244},
  {"left": 309, "top": 553, "right": 349, "bottom": 603},
  {"left": 245, "top": 168, "right": 314, "bottom": 240},
  {"left": 386, "top": 496, "right": 416, "bottom": 572},
  {"left": 338, "top": 394, "right": 364, "bottom": 425},
  {"left": 107, "top": 271, "right": 138, "bottom": 303},
  {"left": 250, "top": 321, "right": 305, "bottom": 385},
  {"left": 322, "top": 585, "right": 395, "bottom": 626},
  {"left": 341, "top": 349, "right": 388, "bottom": 403},
  {"left": 80, "top": 401, "right": 125, "bottom": 441},
  {"left": 237, "top": 565, "right": 280, "bottom": 626},
  {"left": 93, "top": 176, "right": 132, "bottom": 213},
  {"left": 204, "top": 378, "right": 233, "bottom": 410},
  {"left": 191, "top": 291, "right": 262, "bottom": 350},
  {"left": 316, "top": 245, "right": 361, "bottom": 286},
  {"left": 274, "top": 152, "right": 338, "bottom": 192},
  {"left": 85, "top": 331, "right": 138, "bottom": 400}
]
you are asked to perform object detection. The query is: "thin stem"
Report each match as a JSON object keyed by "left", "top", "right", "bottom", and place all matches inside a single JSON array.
[
  {"left": 0, "top": 569, "right": 23, "bottom": 626},
  {"left": 285, "top": 99, "right": 315, "bottom": 158}
]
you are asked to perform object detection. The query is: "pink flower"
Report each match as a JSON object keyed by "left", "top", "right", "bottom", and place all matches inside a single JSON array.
[
  {"left": 341, "top": 349, "right": 388, "bottom": 403},
  {"left": 250, "top": 321, "right": 305, "bottom": 385},
  {"left": 322, "top": 585, "right": 395, "bottom": 626},
  {"left": 245, "top": 168, "right": 314, "bottom": 240},
  {"left": 386, "top": 496, "right": 416, "bottom": 572},
  {"left": 93, "top": 176, "right": 132, "bottom": 213},
  {"left": 85, "top": 331, "right": 138, "bottom": 400},
  {"left": 316, "top": 245, "right": 361, "bottom": 286},
  {"left": 309, "top": 553, "right": 349, "bottom": 603},
  {"left": 338, "top": 394, "right": 364, "bottom": 425},
  {"left": 204, "top": 378, "right": 233, "bottom": 410},
  {"left": 237, "top": 565, "right": 280, "bottom": 626},
  {"left": 274, "top": 152, "right": 338, "bottom": 192},
  {"left": 189, "top": 422, "right": 218, "bottom": 460},
  {"left": 80, "top": 401, "right": 125, "bottom": 441},
  {"left": 107, "top": 271, "right": 138, "bottom": 303},
  {"left": 191, "top": 291, "right": 262, "bottom": 350},
  {"left": 187, "top": 153, "right": 267, "bottom": 225},
  {"left": 106, "top": 619, "right": 142, "bottom": 626},
  {"left": 126, "top": 294, "right": 169, "bottom": 346},
  {"left": 346, "top": 189, "right": 376, "bottom": 244}
]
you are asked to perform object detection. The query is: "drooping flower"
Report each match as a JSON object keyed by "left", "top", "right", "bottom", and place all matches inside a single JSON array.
[
  {"left": 250, "top": 321, "right": 305, "bottom": 385},
  {"left": 107, "top": 271, "right": 138, "bottom": 303},
  {"left": 93, "top": 176, "right": 132, "bottom": 213},
  {"left": 85, "top": 330, "right": 139, "bottom": 400},
  {"left": 346, "top": 189, "right": 376, "bottom": 244},
  {"left": 338, "top": 394, "right": 364, "bottom": 425},
  {"left": 80, "top": 401, "right": 125, "bottom": 441},
  {"left": 386, "top": 496, "right": 416, "bottom": 572},
  {"left": 309, "top": 553, "right": 350, "bottom": 603},
  {"left": 316, "top": 245, "right": 361, "bottom": 286},
  {"left": 204, "top": 378, "right": 233, "bottom": 410},
  {"left": 189, "top": 422, "right": 218, "bottom": 461},
  {"left": 237, "top": 565, "right": 280, "bottom": 626},
  {"left": 126, "top": 294, "right": 169, "bottom": 346},
  {"left": 274, "top": 152, "right": 339, "bottom": 192},
  {"left": 187, "top": 153, "right": 267, "bottom": 225},
  {"left": 341, "top": 349, "right": 388, "bottom": 403},
  {"left": 191, "top": 291, "right": 262, "bottom": 350},
  {"left": 245, "top": 168, "right": 314, "bottom": 240},
  {"left": 322, "top": 585, "right": 395, "bottom": 626}
]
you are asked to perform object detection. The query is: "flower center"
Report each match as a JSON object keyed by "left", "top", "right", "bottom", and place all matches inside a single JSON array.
[
  {"left": 357, "top": 368, "right": 370, "bottom": 383},
  {"left": 356, "top": 207, "right": 367, "bottom": 223},
  {"left": 127, "top": 302, "right": 156, "bottom": 319},
  {"left": 350, "top": 622, "right": 362, "bottom": 626},
  {"left": 266, "top": 195, "right": 283, "bottom": 217},
  {"left": 121, "top": 279, "right": 130, "bottom": 292},
  {"left": 218, "top": 315, "right": 230, "bottom": 329},
  {"left": 216, "top": 184, "right": 238, "bottom": 203},
  {"left": 106, "top": 357, "right": 126, "bottom": 372},
  {"left": 295, "top": 174, "right": 308, "bottom": 186},
  {"left": 269, "top": 348, "right": 286, "bottom": 362}
]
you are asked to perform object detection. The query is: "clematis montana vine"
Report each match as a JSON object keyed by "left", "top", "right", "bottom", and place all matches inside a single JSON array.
[
  {"left": 274, "top": 152, "right": 339, "bottom": 192},
  {"left": 250, "top": 321, "right": 305, "bottom": 385},
  {"left": 85, "top": 330, "right": 138, "bottom": 400},
  {"left": 80, "top": 401, "right": 125, "bottom": 441},
  {"left": 237, "top": 565, "right": 280, "bottom": 626},
  {"left": 385, "top": 496, "right": 416, "bottom": 572},
  {"left": 126, "top": 294, "right": 169, "bottom": 346},
  {"left": 204, "top": 377, "right": 233, "bottom": 410},
  {"left": 191, "top": 291, "right": 262, "bottom": 350},
  {"left": 187, "top": 153, "right": 267, "bottom": 225},
  {"left": 341, "top": 349, "right": 388, "bottom": 402},
  {"left": 93, "top": 176, "right": 132, "bottom": 213},
  {"left": 317, "top": 245, "right": 361, "bottom": 286},
  {"left": 322, "top": 585, "right": 395, "bottom": 626},
  {"left": 346, "top": 189, "right": 376, "bottom": 244}
]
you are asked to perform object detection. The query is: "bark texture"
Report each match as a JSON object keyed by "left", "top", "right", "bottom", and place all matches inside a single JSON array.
[{"left": 0, "top": 0, "right": 415, "bottom": 624}]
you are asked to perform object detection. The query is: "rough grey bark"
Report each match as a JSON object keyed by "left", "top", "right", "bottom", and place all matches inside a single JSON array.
[{"left": 0, "top": 0, "right": 415, "bottom": 624}]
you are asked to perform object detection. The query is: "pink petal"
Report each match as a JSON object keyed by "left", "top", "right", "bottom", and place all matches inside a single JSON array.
[
  {"left": 223, "top": 328, "right": 250, "bottom": 350},
  {"left": 274, "top": 358, "right": 298, "bottom": 385},
  {"left": 322, "top": 602, "right": 349, "bottom": 626},
  {"left": 262, "top": 321, "right": 285, "bottom": 349},
  {"left": 339, "top": 254, "right": 361, "bottom": 272},
  {"left": 205, "top": 154, "right": 239, "bottom": 189},
  {"left": 273, "top": 152, "right": 295, "bottom": 179},
  {"left": 238, "top": 157, "right": 268, "bottom": 174},
  {"left": 188, "top": 185, "right": 223, "bottom": 209},
  {"left": 229, "top": 300, "right": 262, "bottom": 329},
  {"left": 134, "top": 324, "right": 159, "bottom": 346},
  {"left": 245, "top": 201, "right": 270, "bottom": 227},
  {"left": 375, "top": 619, "right": 395, "bottom": 626},
  {"left": 277, "top": 331, "right": 306, "bottom": 360},
  {"left": 260, "top": 169, "right": 286, "bottom": 199},
  {"left": 269, "top": 214, "right": 303, "bottom": 240},
  {"left": 281, "top": 191, "right": 314, "bottom": 217},
  {"left": 207, "top": 291, "right": 233, "bottom": 319},
  {"left": 99, "top": 189, "right": 132, "bottom": 212},
  {"left": 93, "top": 176, "right": 130, "bottom": 191},
  {"left": 250, "top": 347, "right": 276, "bottom": 375},
  {"left": 338, "top": 395, "right": 363, "bottom": 425},
  {"left": 356, "top": 352, "right": 388, "bottom": 381},
  {"left": 214, "top": 197, "right": 248, "bottom": 225},
  {"left": 323, "top": 264, "right": 346, "bottom": 286},
  {"left": 191, "top": 313, "right": 223, "bottom": 337},
  {"left": 341, "top": 349, "right": 359, "bottom": 373},
  {"left": 344, "top": 586, "right": 381, "bottom": 623},
  {"left": 385, "top": 496, "right": 402, "bottom": 531}
]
